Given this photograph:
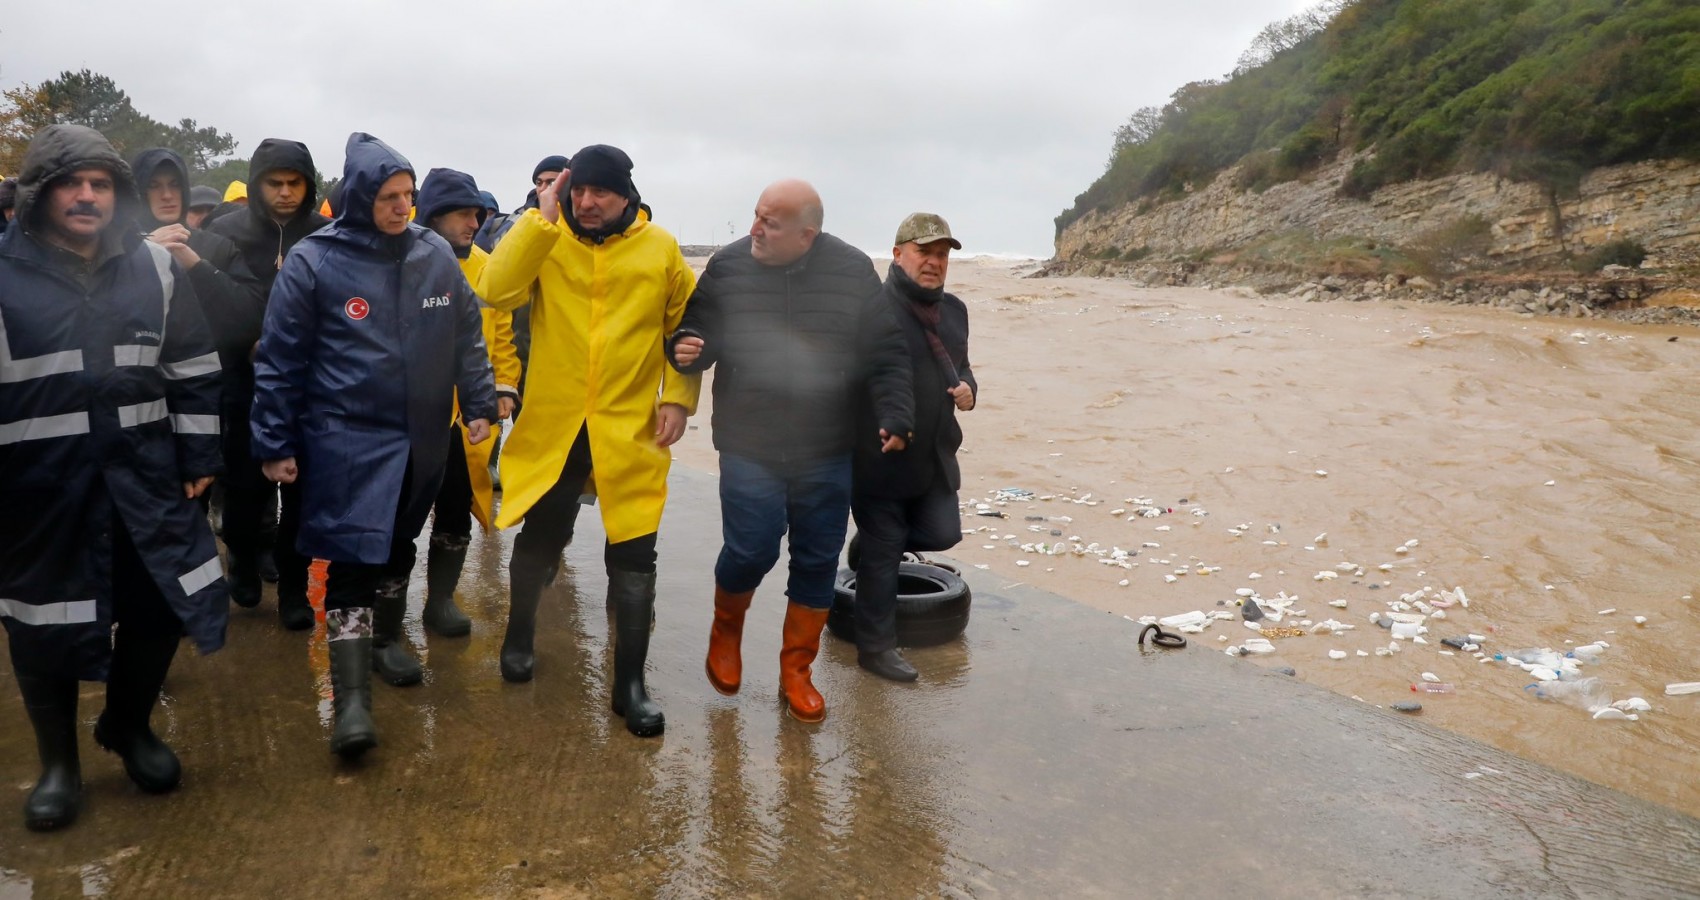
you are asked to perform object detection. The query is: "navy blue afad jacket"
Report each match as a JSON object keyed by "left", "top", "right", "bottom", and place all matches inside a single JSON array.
[
  {"left": 250, "top": 133, "right": 497, "bottom": 564},
  {"left": 0, "top": 124, "right": 228, "bottom": 680}
]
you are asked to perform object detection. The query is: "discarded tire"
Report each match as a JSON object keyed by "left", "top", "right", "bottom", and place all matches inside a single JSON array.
[
  {"left": 827, "top": 562, "right": 971, "bottom": 647},
  {"left": 845, "top": 533, "right": 963, "bottom": 576}
]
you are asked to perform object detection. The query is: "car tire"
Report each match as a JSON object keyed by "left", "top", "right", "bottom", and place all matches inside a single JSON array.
[{"left": 828, "top": 561, "right": 971, "bottom": 647}]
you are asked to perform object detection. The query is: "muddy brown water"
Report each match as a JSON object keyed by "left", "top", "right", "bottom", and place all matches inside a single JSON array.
[
  {"left": 868, "top": 261, "right": 1700, "bottom": 815},
  {"left": 678, "top": 259, "right": 1700, "bottom": 819},
  {"left": 4, "top": 261, "right": 1700, "bottom": 896}
]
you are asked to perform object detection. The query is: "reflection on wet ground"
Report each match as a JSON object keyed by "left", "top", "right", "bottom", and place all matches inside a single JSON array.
[{"left": 2, "top": 470, "right": 1698, "bottom": 897}]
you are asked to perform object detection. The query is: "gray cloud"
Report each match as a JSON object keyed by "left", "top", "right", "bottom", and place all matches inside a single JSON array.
[{"left": 3, "top": 0, "right": 1315, "bottom": 256}]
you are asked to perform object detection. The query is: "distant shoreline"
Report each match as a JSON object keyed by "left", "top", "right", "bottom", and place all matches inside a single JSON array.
[{"left": 678, "top": 242, "right": 1046, "bottom": 264}]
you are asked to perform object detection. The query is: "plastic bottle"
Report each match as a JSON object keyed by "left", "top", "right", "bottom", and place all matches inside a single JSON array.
[
  {"left": 1411, "top": 683, "right": 1455, "bottom": 694},
  {"left": 1527, "top": 676, "right": 1611, "bottom": 711}
]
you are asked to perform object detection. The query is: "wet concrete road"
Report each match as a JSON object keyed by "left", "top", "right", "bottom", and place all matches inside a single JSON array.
[{"left": 2, "top": 469, "right": 1699, "bottom": 898}]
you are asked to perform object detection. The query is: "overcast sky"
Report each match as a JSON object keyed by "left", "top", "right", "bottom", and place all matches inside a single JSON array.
[{"left": 2, "top": 1, "right": 1315, "bottom": 257}]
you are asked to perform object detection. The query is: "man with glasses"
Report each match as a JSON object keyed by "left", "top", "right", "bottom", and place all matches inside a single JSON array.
[{"left": 251, "top": 133, "right": 496, "bottom": 759}]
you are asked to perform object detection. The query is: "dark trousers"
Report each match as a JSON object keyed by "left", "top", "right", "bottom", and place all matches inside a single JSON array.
[
  {"left": 513, "top": 427, "right": 657, "bottom": 576},
  {"left": 111, "top": 511, "right": 187, "bottom": 639},
  {"left": 275, "top": 481, "right": 309, "bottom": 602},
  {"left": 431, "top": 424, "right": 474, "bottom": 542},
  {"left": 850, "top": 479, "right": 962, "bottom": 653},
  {"left": 220, "top": 406, "right": 279, "bottom": 560},
  {"left": 323, "top": 463, "right": 427, "bottom": 612},
  {"left": 714, "top": 453, "right": 851, "bottom": 609}
]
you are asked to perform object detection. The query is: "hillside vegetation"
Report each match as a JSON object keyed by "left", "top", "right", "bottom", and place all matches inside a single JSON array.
[{"left": 1060, "top": 0, "right": 1700, "bottom": 235}]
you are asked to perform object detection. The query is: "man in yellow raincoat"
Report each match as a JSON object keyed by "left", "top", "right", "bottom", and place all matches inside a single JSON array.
[
  {"left": 477, "top": 145, "right": 697, "bottom": 738},
  {"left": 380, "top": 169, "right": 522, "bottom": 653}
]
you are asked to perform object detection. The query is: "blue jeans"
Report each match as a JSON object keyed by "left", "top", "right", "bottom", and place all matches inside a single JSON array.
[{"left": 715, "top": 453, "right": 851, "bottom": 609}]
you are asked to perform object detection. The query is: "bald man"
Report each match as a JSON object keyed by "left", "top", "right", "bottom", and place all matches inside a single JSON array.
[{"left": 668, "top": 180, "right": 913, "bottom": 723}]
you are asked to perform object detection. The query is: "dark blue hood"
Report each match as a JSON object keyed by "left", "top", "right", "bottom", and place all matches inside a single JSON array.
[
  {"left": 415, "top": 168, "right": 486, "bottom": 229},
  {"left": 335, "top": 132, "right": 414, "bottom": 233}
]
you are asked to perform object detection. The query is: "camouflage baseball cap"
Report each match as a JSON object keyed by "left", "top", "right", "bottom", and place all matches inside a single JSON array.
[{"left": 894, "top": 212, "right": 961, "bottom": 249}]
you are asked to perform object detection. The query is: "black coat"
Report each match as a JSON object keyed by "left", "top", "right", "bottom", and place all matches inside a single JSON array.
[
  {"left": 129, "top": 148, "right": 266, "bottom": 411},
  {"left": 205, "top": 138, "right": 330, "bottom": 295},
  {"left": 854, "top": 266, "right": 975, "bottom": 500},
  {"left": 668, "top": 234, "right": 914, "bottom": 466},
  {"left": 206, "top": 139, "right": 331, "bottom": 412},
  {"left": 0, "top": 124, "right": 228, "bottom": 680}
]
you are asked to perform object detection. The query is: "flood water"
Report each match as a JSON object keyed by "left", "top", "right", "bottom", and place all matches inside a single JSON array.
[{"left": 783, "top": 260, "right": 1700, "bottom": 818}]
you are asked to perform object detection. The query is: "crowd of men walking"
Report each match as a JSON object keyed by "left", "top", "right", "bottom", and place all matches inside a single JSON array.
[{"left": 0, "top": 123, "right": 975, "bottom": 832}]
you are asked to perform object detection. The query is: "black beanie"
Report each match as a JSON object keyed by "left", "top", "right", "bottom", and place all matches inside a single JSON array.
[
  {"left": 532, "top": 155, "right": 570, "bottom": 182},
  {"left": 567, "top": 145, "right": 637, "bottom": 200}
]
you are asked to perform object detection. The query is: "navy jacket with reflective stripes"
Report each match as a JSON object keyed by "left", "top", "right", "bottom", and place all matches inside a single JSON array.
[{"left": 0, "top": 211, "right": 229, "bottom": 680}]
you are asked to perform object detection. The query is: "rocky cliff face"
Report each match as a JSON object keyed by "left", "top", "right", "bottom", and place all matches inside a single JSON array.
[{"left": 1055, "top": 153, "right": 1700, "bottom": 271}]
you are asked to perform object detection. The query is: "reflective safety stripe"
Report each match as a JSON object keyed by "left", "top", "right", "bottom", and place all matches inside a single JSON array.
[
  {"left": 143, "top": 241, "right": 175, "bottom": 319},
  {"left": 161, "top": 351, "right": 219, "bottom": 380},
  {"left": 113, "top": 345, "right": 162, "bottom": 367},
  {"left": 0, "top": 597, "right": 99, "bottom": 626},
  {"left": 118, "top": 399, "right": 169, "bottom": 428},
  {"left": 1, "top": 349, "right": 84, "bottom": 383},
  {"left": 171, "top": 413, "right": 220, "bottom": 435},
  {"left": 178, "top": 556, "right": 223, "bottom": 596},
  {"left": 0, "top": 411, "right": 90, "bottom": 445}
]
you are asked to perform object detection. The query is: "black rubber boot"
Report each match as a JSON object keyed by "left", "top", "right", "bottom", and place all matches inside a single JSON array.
[
  {"left": 93, "top": 630, "right": 183, "bottom": 793},
  {"left": 257, "top": 547, "right": 279, "bottom": 584},
  {"left": 371, "top": 578, "right": 423, "bottom": 687},
  {"left": 277, "top": 586, "right": 314, "bottom": 632},
  {"left": 422, "top": 534, "right": 472, "bottom": 638},
  {"left": 328, "top": 635, "right": 377, "bottom": 758},
  {"left": 228, "top": 551, "right": 263, "bottom": 609},
  {"left": 858, "top": 648, "right": 919, "bottom": 683},
  {"left": 609, "top": 569, "right": 664, "bottom": 738},
  {"left": 16, "top": 674, "right": 82, "bottom": 831},
  {"left": 501, "top": 550, "right": 549, "bottom": 683}
]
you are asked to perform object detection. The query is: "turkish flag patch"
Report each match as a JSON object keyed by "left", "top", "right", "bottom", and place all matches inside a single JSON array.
[{"left": 345, "top": 297, "right": 370, "bottom": 320}]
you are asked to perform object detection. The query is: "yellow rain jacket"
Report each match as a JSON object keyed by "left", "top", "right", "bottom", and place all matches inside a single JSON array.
[
  {"left": 457, "top": 244, "right": 522, "bottom": 528},
  {"left": 223, "top": 180, "right": 247, "bottom": 202},
  {"left": 477, "top": 209, "right": 699, "bottom": 541}
]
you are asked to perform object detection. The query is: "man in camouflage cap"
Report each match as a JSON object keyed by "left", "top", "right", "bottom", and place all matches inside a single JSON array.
[{"left": 849, "top": 212, "right": 976, "bottom": 681}]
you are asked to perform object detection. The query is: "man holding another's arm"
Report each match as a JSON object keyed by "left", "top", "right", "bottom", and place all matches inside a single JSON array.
[
  {"left": 477, "top": 144, "right": 696, "bottom": 739},
  {"left": 667, "top": 179, "right": 913, "bottom": 724}
]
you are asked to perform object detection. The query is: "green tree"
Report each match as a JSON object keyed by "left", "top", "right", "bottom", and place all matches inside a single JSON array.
[
  {"left": 1059, "top": 0, "right": 1700, "bottom": 233},
  {"left": 0, "top": 69, "right": 238, "bottom": 178}
]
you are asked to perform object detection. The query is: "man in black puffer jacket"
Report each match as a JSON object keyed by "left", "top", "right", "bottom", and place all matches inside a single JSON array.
[
  {"left": 669, "top": 178, "right": 912, "bottom": 725},
  {"left": 207, "top": 139, "right": 331, "bottom": 631}
]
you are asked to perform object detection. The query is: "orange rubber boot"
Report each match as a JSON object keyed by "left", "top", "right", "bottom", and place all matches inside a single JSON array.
[
  {"left": 779, "top": 602, "right": 831, "bottom": 723},
  {"left": 706, "top": 586, "right": 755, "bottom": 695}
]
